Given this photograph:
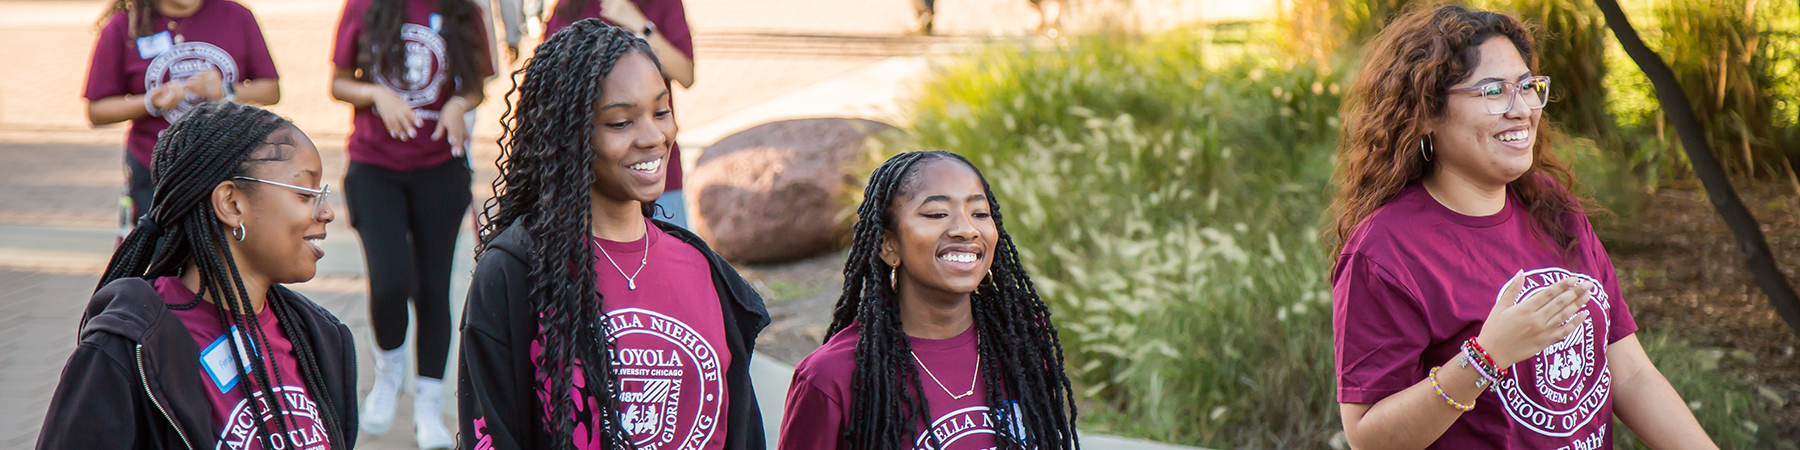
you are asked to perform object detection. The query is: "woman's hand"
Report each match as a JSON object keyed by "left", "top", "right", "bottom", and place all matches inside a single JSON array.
[
  {"left": 148, "top": 82, "right": 189, "bottom": 112},
  {"left": 601, "top": 0, "right": 650, "bottom": 31},
  {"left": 433, "top": 97, "right": 471, "bottom": 151},
  {"left": 370, "top": 87, "right": 420, "bottom": 141},
  {"left": 1476, "top": 271, "right": 1592, "bottom": 368},
  {"left": 182, "top": 71, "right": 226, "bottom": 101}
]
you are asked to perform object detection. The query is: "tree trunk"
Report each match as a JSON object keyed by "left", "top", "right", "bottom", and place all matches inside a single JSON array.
[{"left": 1593, "top": 0, "right": 1800, "bottom": 337}]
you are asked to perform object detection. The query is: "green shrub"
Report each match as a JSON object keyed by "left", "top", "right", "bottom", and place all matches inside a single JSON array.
[
  {"left": 1613, "top": 331, "right": 1794, "bottom": 449},
  {"left": 908, "top": 30, "right": 1344, "bottom": 448}
]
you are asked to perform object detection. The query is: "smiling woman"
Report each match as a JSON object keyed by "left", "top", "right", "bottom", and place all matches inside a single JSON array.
[
  {"left": 1326, "top": 5, "right": 1719, "bottom": 450},
  {"left": 38, "top": 102, "right": 356, "bottom": 450},
  {"left": 778, "top": 150, "right": 1080, "bottom": 450}
]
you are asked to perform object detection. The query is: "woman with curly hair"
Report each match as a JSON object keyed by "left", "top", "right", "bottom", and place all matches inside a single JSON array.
[
  {"left": 1328, "top": 5, "right": 1717, "bottom": 449},
  {"left": 457, "top": 20, "right": 768, "bottom": 450}
]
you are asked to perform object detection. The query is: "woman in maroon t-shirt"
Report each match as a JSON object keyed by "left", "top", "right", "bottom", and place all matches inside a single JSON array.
[
  {"left": 1326, "top": 5, "right": 1716, "bottom": 449},
  {"left": 457, "top": 21, "right": 768, "bottom": 450},
  {"left": 83, "top": 0, "right": 280, "bottom": 238},
  {"left": 328, "top": 0, "right": 494, "bottom": 447},
  {"left": 40, "top": 103, "right": 355, "bottom": 450},
  {"left": 778, "top": 151, "right": 1080, "bottom": 450}
]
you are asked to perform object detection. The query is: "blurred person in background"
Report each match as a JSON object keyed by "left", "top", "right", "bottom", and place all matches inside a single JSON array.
[
  {"left": 544, "top": 0, "right": 695, "bottom": 229},
  {"left": 1327, "top": 5, "right": 1718, "bottom": 449},
  {"left": 329, "top": 0, "right": 495, "bottom": 446},
  {"left": 83, "top": 0, "right": 280, "bottom": 240}
]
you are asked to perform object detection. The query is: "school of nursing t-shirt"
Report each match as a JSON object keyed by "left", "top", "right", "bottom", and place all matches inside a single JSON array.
[
  {"left": 530, "top": 219, "right": 731, "bottom": 450},
  {"left": 781, "top": 323, "right": 1019, "bottom": 450},
  {"left": 1332, "top": 181, "right": 1637, "bottom": 449},
  {"left": 155, "top": 277, "right": 332, "bottom": 450},
  {"left": 543, "top": 0, "right": 692, "bottom": 191},
  {"left": 331, "top": 0, "right": 492, "bottom": 172},
  {"left": 84, "top": 0, "right": 279, "bottom": 167}
]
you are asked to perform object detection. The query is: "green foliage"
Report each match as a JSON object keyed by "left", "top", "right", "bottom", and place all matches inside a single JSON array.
[
  {"left": 1613, "top": 331, "right": 1794, "bottom": 450},
  {"left": 908, "top": 30, "right": 1344, "bottom": 448}
]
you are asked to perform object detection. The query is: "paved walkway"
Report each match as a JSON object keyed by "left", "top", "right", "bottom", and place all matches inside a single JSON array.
[{"left": 0, "top": 0, "right": 1226, "bottom": 448}]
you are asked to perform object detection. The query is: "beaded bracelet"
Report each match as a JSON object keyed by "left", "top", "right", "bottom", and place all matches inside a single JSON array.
[
  {"left": 1458, "top": 346, "right": 1497, "bottom": 389},
  {"left": 1465, "top": 337, "right": 1510, "bottom": 377},
  {"left": 1429, "top": 366, "right": 1476, "bottom": 412}
]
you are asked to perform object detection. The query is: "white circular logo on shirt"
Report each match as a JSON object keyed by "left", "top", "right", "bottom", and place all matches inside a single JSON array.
[
  {"left": 144, "top": 41, "right": 238, "bottom": 122},
  {"left": 1493, "top": 267, "right": 1613, "bottom": 438},
  {"left": 216, "top": 385, "right": 329, "bottom": 450},
  {"left": 373, "top": 23, "right": 446, "bottom": 110},
  {"left": 911, "top": 402, "right": 1023, "bottom": 450},
  {"left": 605, "top": 308, "right": 725, "bottom": 449}
]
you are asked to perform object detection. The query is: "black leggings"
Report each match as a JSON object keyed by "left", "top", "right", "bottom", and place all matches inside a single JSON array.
[{"left": 345, "top": 158, "right": 471, "bottom": 380}]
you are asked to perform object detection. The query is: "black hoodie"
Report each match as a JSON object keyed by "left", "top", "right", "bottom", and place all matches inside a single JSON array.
[
  {"left": 36, "top": 277, "right": 359, "bottom": 450},
  {"left": 457, "top": 220, "right": 771, "bottom": 450}
]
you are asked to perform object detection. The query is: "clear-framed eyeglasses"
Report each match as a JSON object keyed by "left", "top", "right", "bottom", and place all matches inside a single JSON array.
[
  {"left": 232, "top": 176, "right": 332, "bottom": 221},
  {"left": 1447, "top": 75, "right": 1551, "bottom": 114}
]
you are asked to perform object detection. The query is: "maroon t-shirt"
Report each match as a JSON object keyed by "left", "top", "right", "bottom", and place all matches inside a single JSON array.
[
  {"left": 544, "top": 0, "right": 691, "bottom": 191},
  {"left": 528, "top": 219, "right": 730, "bottom": 449},
  {"left": 1332, "top": 182, "right": 1637, "bottom": 449},
  {"left": 331, "top": 0, "right": 492, "bottom": 171},
  {"left": 84, "top": 0, "right": 279, "bottom": 167},
  {"left": 781, "top": 323, "right": 1018, "bottom": 450},
  {"left": 156, "top": 277, "right": 332, "bottom": 450}
]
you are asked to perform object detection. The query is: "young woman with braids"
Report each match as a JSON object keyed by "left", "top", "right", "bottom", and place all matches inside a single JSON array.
[
  {"left": 779, "top": 150, "right": 1080, "bottom": 450},
  {"left": 84, "top": 0, "right": 280, "bottom": 239},
  {"left": 458, "top": 20, "right": 768, "bottom": 450},
  {"left": 38, "top": 102, "right": 355, "bottom": 450},
  {"left": 328, "top": 0, "right": 494, "bottom": 445},
  {"left": 542, "top": 0, "right": 697, "bottom": 228},
  {"left": 1329, "top": 5, "right": 1716, "bottom": 449}
]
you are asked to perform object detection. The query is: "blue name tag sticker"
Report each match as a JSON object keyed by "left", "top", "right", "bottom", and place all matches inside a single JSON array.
[
  {"left": 199, "top": 326, "right": 257, "bottom": 394},
  {"left": 429, "top": 13, "right": 442, "bottom": 33},
  {"left": 137, "top": 31, "right": 173, "bottom": 60}
]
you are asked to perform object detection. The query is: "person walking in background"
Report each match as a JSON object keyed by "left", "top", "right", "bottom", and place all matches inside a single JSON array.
[
  {"left": 779, "top": 150, "right": 1081, "bottom": 450},
  {"left": 457, "top": 20, "right": 768, "bottom": 450},
  {"left": 83, "top": 0, "right": 280, "bottom": 240},
  {"left": 544, "top": 0, "right": 695, "bottom": 228},
  {"left": 38, "top": 103, "right": 356, "bottom": 450},
  {"left": 329, "top": 0, "right": 494, "bottom": 446},
  {"left": 1327, "top": 5, "right": 1718, "bottom": 449}
]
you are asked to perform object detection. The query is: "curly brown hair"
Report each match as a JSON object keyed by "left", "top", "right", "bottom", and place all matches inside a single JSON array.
[{"left": 1326, "top": 3, "right": 1581, "bottom": 257}]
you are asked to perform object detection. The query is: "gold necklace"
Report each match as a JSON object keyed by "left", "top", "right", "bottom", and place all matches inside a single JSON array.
[{"left": 909, "top": 344, "right": 980, "bottom": 400}]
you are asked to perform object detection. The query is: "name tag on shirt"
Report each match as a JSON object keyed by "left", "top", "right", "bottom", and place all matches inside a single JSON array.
[
  {"left": 137, "top": 31, "right": 173, "bottom": 60},
  {"left": 429, "top": 13, "right": 442, "bottom": 33},
  {"left": 200, "top": 326, "right": 258, "bottom": 394}
]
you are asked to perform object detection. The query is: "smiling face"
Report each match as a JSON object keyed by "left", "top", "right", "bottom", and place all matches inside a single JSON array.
[
  {"left": 588, "top": 50, "right": 675, "bottom": 206},
  {"left": 225, "top": 126, "right": 333, "bottom": 284},
  {"left": 879, "top": 159, "right": 1000, "bottom": 298},
  {"left": 1427, "top": 36, "right": 1544, "bottom": 189}
]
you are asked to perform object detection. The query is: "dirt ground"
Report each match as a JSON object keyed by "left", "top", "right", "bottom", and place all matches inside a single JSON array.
[{"left": 1599, "top": 181, "right": 1800, "bottom": 438}]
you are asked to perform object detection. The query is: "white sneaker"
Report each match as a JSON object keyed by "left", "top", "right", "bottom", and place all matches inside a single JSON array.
[
  {"left": 360, "top": 348, "right": 406, "bottom": 436},
  {"left": 415, "top": 377, "right": 454, "bottom": 450}
]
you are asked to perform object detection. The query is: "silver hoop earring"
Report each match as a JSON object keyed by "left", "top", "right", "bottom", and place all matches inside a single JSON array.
[
  {"left": 233, "top": 223, "right": 246, "bottom": 242},
  {"left": 1420, "top": 136, "right": 1434, "bottom": 162}
]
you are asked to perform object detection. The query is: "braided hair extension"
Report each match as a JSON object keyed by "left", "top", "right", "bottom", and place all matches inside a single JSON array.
[
  {"left": 96, "top": 102, "right": 349, "bottom": 450},
  {"left": 824, "top": 151, "right": 1081, "bottom": 450},
  {"left": 356, "top": 0, "right": 487, "bottom": 97},
  {"left": 477, "top": 20, "right": 661, "bottom": 450}
]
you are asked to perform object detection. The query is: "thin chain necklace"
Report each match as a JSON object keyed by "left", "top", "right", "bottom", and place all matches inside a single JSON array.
[
  {"left": 910, "top": 339, "right": 980, "bottom": 400},
  {"left": 594, "top": 229, "right": 650, "bottom": 290}
]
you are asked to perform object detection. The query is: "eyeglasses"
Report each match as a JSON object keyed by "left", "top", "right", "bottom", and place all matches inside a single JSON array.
[
  {"left": 232, "top": 176, "right": 332, "bottom": 221},
  {"left": 1446, "top": 75, "right": 1551, "bottom": 114}
]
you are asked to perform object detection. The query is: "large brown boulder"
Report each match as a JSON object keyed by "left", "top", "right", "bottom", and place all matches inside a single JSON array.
[{"left": 689, "top": 118, "right": 895, "bottom": 264}]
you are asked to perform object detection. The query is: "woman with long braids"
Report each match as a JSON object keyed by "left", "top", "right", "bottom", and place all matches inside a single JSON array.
[
  {"left": 458, "top": 20, "right": 768, "bottom": 450},
  {"left": 542, "top": 0, "right": 695, "bottom": 228},
  {"left": 84, "top": 0, "right": 280, "bottom": 238},
  {"left": 779, "top": 150, "right": 1080, "bottom": 450},
  {"left": 328, "top": 0, "right": 493, "bottom": 445},
  {"left": 1329, "top": 5, "right": 1716, "bottom": 449},
  {"left": 37, "top": 102, "right": 355, "bottom": 450}
]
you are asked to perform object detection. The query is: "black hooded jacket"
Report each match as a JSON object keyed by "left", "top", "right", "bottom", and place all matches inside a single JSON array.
[
  {"left": 36, "top": 277, "right": 358, "bottom": 450},
  {"left": 457, "top": 220, "right": 771, "bottom": 450}
]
